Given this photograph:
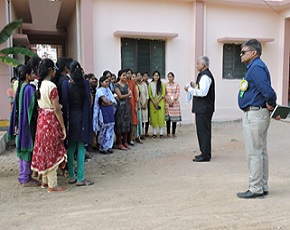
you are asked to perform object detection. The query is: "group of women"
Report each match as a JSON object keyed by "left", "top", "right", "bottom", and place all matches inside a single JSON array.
[
  {"left": 8, "top": 55, "right": 182, "bottom": 193},
  {"left": 93, "top": 69, "right": 182, "bottom": 152},
  {"left": 8, "top": 57, "right": 94, "bottom": 193}
]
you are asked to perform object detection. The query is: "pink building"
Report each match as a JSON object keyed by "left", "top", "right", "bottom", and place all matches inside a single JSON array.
[{"left": 1, "top": 0, "right": 290, "bottom": 123}]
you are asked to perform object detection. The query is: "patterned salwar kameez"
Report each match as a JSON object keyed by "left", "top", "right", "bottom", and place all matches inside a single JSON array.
[
  {"left": 165, "top": 82, "right": 182, "bottom": 136},
  {"left": 8, "top": 82, "right": 38, "bottom": 184}
]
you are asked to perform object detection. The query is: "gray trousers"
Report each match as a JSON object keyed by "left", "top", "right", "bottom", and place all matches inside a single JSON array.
[{"left": 243, "top": 108, "right": 270, "bottom": 194}]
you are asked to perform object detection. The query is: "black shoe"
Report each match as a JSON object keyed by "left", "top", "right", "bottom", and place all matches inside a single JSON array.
[
  {"left": 194, "top": 154, "right": 203, "bottom": 159},
  {"left": 99, "top": 150, "right": 109, "bottom": 154},
  {"left": 84, "top": 154, "right": 91, "bottom": 162},
  {"left": 193, "top": 156, "right": 210, "bottom": 162},
  {"left": 237, "top": 190, "right": 264, "bottom": 199},
  {"left": 263, "top": 191, "right": 268, "bottom": 196},
  {"left": 107, "top": 149, "right": 114, "bottom": 153}
]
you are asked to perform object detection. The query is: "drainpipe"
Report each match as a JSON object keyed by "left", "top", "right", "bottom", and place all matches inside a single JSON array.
[
  {"left": 76, "top": 0, "right": 81, "bottom": 62},
  {"left": 7, "top": 0, "right": 12, "bottom": 46},
  {"left": 203, "top": 3, "right": 206, "bottom": 56},
  {"left": 6, "top": 0, "right": 13, "bottom": 77}
]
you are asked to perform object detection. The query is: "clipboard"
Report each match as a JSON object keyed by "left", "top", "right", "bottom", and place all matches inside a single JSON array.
[{"left": 270, "top": 105, "right": 290, "bottom": 119}]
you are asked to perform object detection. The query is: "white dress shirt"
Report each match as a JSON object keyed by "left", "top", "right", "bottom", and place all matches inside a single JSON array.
[{"left": 188, "top": 74, "right": 212, "bottom": 97}]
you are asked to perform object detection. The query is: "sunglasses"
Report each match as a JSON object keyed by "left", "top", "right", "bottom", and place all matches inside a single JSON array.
[{"left": 240, "top": 50, "right": 253, "bottom": 56}]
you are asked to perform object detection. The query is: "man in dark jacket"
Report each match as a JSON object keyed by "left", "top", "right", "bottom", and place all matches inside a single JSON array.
[{"left": 184, "top": 56, "right": 215, "bottom": 162}]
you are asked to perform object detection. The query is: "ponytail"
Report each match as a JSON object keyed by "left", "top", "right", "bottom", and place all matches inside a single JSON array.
[
  {"left": 15, "top": 65, "right": 33, "bottom": 127},
  {"left": 35, "top": 79, "right": 43, "bottom": 99},
  {"left": 35, "top": 58, "right": 55, "bottom": 99}
]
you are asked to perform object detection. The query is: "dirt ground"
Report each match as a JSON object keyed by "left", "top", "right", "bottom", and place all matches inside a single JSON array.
[{"left": 1, "top": 119, "right": 290, "bottom": 230}]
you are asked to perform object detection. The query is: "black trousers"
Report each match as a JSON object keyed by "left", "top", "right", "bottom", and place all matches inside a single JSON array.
[
  {"left": 166, "top": 120, "right": 177, "bottom": 135},
  {"left": 195, "top": 112, "right": 213, "bottom": 160}
]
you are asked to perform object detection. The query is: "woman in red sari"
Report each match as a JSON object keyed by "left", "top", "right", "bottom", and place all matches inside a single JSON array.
[{"left": 31, "top": 58, "right": 68, "bottom": 193}]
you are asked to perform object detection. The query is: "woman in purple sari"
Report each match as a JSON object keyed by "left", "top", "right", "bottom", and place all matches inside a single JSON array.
[{"left": 8, "top": 65, "right": 40, "bottom": 187}]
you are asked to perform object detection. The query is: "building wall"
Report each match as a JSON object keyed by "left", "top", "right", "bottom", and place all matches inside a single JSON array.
[
  {"left": 0, "top": 0, "right": 289, "bottom": 122},
  {"left": 204, "top": 2, "right": 282, "bottom": 120},
  {"left": 92, "top": 0, "right": 196, "bottom": 123},
  {"left": 90, "top": 0, "right": 285, "bottom": 123},
  {"left": 0, "top": 0, "right": 12, "bottom": 120},
  {"left": 283, "top": 18, "right": 290, "bottom": 105},
  {"left": 67, "top": 7, "right": 78, "bottom": 61},
  {"left": 281, "top": 7, "right": 290, "bottom": 105}
]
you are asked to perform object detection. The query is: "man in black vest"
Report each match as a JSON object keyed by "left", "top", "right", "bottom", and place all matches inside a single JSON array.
[{"left": 184, "top": 56, "right": 215, "bottom": 162}]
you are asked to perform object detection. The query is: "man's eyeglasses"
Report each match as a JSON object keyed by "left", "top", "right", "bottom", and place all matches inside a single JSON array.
[{"left": 240, "top": 50, "right": 253, "bottom": 56}]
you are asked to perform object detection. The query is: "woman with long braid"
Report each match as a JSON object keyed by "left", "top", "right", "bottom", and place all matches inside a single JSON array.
[
  {"left": 8, "top": 65, "right": 39, "bottom": 187},
  {"left": 148, "top": 70, "right": 166, "bottom": 138},
  {"left": 62, "top": 61, "right": 94, "bottom": 186},
  {"left": 31, "top": 58, "right": 68, "bottom": 193}
]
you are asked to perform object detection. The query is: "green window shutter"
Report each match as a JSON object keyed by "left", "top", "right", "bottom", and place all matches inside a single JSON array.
[
  {"left": 151, "top": 40, "right": 165, "bottom": 78},
  {"left": 137, "top": 39, "right": 151, "bottom": 74},
  {"left": 223, "top": 44, "right": 245, "bottom": 80},
  {"left": 121, "top": 38, "right": 165, "bottom": 77},
  {"left": 121, "top": 38, "right": 136, "bottom": 70}
]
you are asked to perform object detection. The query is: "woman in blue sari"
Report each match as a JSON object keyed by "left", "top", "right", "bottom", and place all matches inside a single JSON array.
[
  {"left": 93, "top": 76, "right": 117, "bottom": 154},
  {"left": 8, "top": 65, "right": 40, "bottom": 187}
]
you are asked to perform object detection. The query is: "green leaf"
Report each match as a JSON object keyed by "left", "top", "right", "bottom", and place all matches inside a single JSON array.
[
  {"left": 0, "top": 47, "right": 37, "bottom": 58},
  {"left": 0, "top": 19, "right": 23, "bottom": 45},
  {"left": 0, "top": 56, "right": 21, "bottom": 67}
]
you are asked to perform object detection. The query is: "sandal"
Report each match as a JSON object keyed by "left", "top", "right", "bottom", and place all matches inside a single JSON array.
[
  {"left": 160, "top": 135, "right": 163, "bottom": 139},
  {"left": 68, "top": 178, "right": 77, "bottom": 184},
  {"left": 166, "top": 134, "right": 170, "bottom": 138},
  {"left": 123, "top": 143, "right": 131, "bottom": 149},
  {"left": 152, "top": 134, "right": 157, "bottom": 138},
  {"left": 118, "top": 145, "right": 128, "bottom": 150},
  {"left": 99, "top": 149, "right": 109, "bottom": 154},
  {"left": 48, "top": 186, "right": 69, "bottom": 193},
  {"left": 76, "top": 179, "right": 94, "bottom": 187},
  {"left": 172, "top": 134, "right": 177, "bottom": 138},
  {"left": 41, "top": 182, "right": 48, "bottom": 188},
  {"left": 136, "top": 137, "right": 143, "bottom": 144},
  {"left": 23, "top": 178, "right": 41, "bottom": 187},
  {"left": 107, "top": 149, "right": 114, "bottom": 153},
  {"left": 32, "top": 171, "right": 38, "bottom": 177}
]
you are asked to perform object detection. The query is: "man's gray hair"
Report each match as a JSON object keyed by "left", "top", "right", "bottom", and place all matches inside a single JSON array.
[{"left": 198, "top": 56, "right": 210, "bottom": 68}]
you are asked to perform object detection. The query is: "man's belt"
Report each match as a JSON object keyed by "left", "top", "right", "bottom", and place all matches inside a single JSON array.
[{"left": 243, "top": 106, "right": 266, "bottom": 112}]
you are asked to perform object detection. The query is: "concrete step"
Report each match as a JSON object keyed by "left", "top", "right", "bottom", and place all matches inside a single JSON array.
[{"left": 0, "top": 120, "right": 9, "bottom": 154}]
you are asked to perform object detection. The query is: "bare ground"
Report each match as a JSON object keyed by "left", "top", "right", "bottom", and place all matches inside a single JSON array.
[{"left": 1, "top": 120, "right": 290, "bottom": 230}]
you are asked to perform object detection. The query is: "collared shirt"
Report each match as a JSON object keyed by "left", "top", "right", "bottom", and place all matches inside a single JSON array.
[
  {"left": 238, "top": 57, "right": 276, "bottom": 110},
  {"left": 188, "top": 74, "right": 212, "bottom": 97}
]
